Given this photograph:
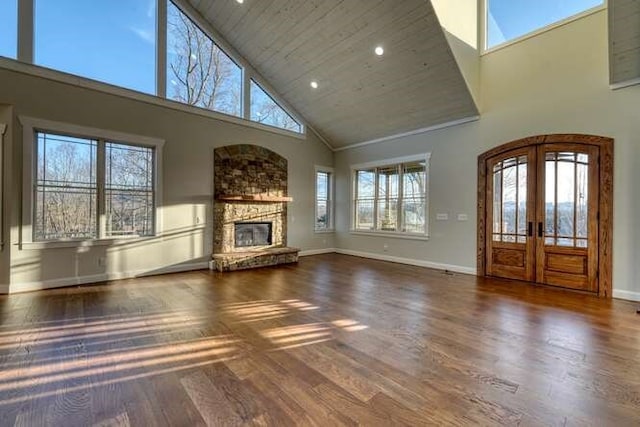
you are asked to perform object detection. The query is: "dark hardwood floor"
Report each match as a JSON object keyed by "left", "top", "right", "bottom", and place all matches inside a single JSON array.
[{"left": 0, "top": 254, "right": 639, "bottom": 426}]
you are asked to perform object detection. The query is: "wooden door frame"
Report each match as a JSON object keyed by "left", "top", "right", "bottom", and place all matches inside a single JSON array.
[{"left": 477, "top": 134, "right": 614, "bottom": 298}]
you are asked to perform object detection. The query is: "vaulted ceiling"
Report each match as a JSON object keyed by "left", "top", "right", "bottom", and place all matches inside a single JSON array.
[{"left": 187, "top": 0, "right": 479, "bottom": 149}]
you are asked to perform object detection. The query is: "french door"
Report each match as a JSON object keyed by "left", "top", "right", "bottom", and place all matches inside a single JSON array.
[{"left": 479, "top": 135, "right": 613, "bottom": 296}]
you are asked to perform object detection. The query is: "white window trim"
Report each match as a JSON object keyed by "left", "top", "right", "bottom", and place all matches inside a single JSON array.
[
  {"left": 19, "top": 116, "right": 164, "bottom": 249},
  {"left": 8, "top": 0, "right": 306, "bottom": 138},
  {"left": 481, "top": 1, "right": 606, "bottom": 54},
  {"left": 350, "top": 153, "right": 430, "bottom": 239},
  {"left": 1, "top": 57, "right": 305, "bottom": 140},
  {"left": 314, "top": 165, "right": 335, "bottom": 233}
]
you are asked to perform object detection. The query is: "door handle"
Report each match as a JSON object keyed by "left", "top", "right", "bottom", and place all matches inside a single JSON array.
[
  {"left": 538, "top": 222, "right": 543, "bottom": 238},
  {"left": 527, "top": 222, "right": 533, "bottom": 237}
]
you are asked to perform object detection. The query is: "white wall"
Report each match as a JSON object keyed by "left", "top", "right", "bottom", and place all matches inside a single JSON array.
[
  {"left": 431, "top": 0, "right": 480, "bottom": 107},
  {"left": 334, "top": 11, "right": 640, "bottom": 300},
  {"left": 0, "top": 68, "right": 334, "bottom": 293},
  {"left": 0, "top": 106, "right": 11, "bottom": 294}
]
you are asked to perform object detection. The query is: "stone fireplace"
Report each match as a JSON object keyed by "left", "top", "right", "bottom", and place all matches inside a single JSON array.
[{"left": 211, "top": 144, "right": 299, "bottom": 272}]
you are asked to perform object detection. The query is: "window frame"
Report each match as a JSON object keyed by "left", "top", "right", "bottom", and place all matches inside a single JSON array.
[
  {"left": 0, "top": 123, "right": 6, "bottom": 249},
  {"left": 482, "top": 0, "right": 606, "bottom": 53},
  {"left": 20, "top": 116, "right": 164, "bottom": 248},
  {"left": 7, "top": 0, "right": 306, "bottom": 137},
  {"left": 350, "top": 154, "right": 430, "bottom": 240},
  {"left": 249, "top": 78, "right": 303, "bottom": 133},
  {"left": 165, "top": 0, "right": 244, "bottom": 118},
  {"left": 314, "top": 166, "right": 335, "bottom": 233}
]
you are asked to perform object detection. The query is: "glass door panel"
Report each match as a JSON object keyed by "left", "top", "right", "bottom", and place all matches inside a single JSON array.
[
  {"left": 486, "top": 148, "right": 535, "bottom": 282},
  {"left": 492, "top": 155, "right": 528, "bottom": 244},
  {"left": 536, "top": 144, "right": 598, "bottom": 292},
  {"left": 543, "top": 152, "right": 589, "bottom": 248}
]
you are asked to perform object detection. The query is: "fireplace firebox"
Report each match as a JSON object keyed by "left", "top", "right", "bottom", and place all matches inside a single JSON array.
[{"left": 234, "top": 222, "right": 273, "bottom": 248}]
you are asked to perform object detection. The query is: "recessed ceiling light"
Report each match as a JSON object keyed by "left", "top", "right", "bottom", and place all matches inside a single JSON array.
[
  {"left": 310, "top": 81, "right": 318, "bottom": 89},
  {"left": 236, "top": 0, "right": 244, "bottom": 3},
  {"left": 374, "top": 46, "right": 384, "bottom": 56}
]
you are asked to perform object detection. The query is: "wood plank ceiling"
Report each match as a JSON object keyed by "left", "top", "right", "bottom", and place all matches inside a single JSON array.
[
  {"left": 609, "top": 0, "right": 640, "bottom": 85},
  {"left": 187, "top": 0, "right": 479, "bottom": 148}
]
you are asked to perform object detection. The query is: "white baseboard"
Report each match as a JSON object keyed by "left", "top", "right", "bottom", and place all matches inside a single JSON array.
[
  {"left": 613, "top": 289, "right": 640, "bottom": 302},
  {"left": 299, "top": 248, "right": 337, "bottom": 257},
  {"left": 334, "top": 248, "right": 477, "bottom": 275},
  {"left": 8, "top": 262, "right": 209, "bottom": 294}
]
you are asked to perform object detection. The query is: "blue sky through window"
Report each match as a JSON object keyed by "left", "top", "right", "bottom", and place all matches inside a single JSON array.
[
  {"left": 34, "top": 0, "right": 156, "bottom": 94},
  {"left": 0, "top": 0, "right": 17, "bottom": 58},
  {"left": 487, "top": 0, "right": 604, "bottom": 48},
  {"left": 250, "top": 80, "right": 301, "bottom": 132},
  {"left": 10, "top": 0, "right": 299, "bottom": 131}
]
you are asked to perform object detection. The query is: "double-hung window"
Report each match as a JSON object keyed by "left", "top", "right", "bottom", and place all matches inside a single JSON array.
[
  {"left": 315, "top": 167, "right": 334, "bottom": 232},
  {"left": 352, "top": 154, "right": 429, "bottom": 237},
  {"left": 22, "top": 117, "right": 162, "bottom": 243}
]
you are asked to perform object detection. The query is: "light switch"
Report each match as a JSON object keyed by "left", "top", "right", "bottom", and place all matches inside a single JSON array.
[
  {"left": 457, "top": 214, "right": 468, "bottom": 221},
  {"left": 436, "top": 213, "right": 449, "bottom": 221}
]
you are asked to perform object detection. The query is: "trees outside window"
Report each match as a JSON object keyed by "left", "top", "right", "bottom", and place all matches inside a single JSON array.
[
  {"left": 167, "top": 1, "right": 242, "bottom": 117},
  {"left": 35, "top": 133, "right": 98, "bottom": 240},
  {"left": 315, "top": 168, "right": 334, "bottom": 231},
  {"left": 250, "top": 80, "right": 302, "bottom": 133},
  {"left": 353, "top": 156, "right": 428, "bottom": 235},
  {"left": 12, "top": 0, "right": 304, "bottom": 133},
  {"left": 34, "top": 131, "right": 156, "bottom": 242},
  {"left": 105, "top": 143, "right": 155, "bottom": 237}
]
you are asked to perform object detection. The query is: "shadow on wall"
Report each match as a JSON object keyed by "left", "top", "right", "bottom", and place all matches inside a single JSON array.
[
  {"left": 443, "top": 29, "right": 480, "bottom": 110},
  {"left": 9, "top": 198, "right": 214, "bottom": 292}
]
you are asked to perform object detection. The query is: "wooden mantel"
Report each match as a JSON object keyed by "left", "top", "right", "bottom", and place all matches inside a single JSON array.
[{"left": 216, "top": 195, "right": 293, "bottom": 202}]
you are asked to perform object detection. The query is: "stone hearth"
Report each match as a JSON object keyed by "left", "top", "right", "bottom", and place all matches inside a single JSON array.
[
  {"left": 212, "top": 144, "right": 299, "bottom": 272},
  {"left": 212, "top": 247, "right": 300, "bottom": 272}
]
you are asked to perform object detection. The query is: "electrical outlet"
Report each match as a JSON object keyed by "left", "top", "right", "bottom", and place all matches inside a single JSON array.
[{"left": 383, "top": 243, "right": 389, "bottom": 252}]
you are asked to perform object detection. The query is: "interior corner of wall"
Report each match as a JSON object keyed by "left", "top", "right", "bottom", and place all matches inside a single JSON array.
[{"left": 431, "top": 0, "right": 481, "bottom": 109}]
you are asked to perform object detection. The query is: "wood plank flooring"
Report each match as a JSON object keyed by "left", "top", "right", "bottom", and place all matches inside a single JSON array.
[{"left": 0, "top": 254, "right": 639, "bottom": 426}]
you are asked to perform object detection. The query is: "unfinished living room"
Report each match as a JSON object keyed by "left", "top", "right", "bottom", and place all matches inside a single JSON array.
[{"left": 0, "top": 0, "right": 639, "bottom": 425}]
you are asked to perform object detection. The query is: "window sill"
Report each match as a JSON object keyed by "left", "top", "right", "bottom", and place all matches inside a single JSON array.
[
  {"left": 0, "top": 57, "right": 306, "bottom": 140},
  {"left": 349, "top": 230, "right": 429, "bottom": 241},
  {"left": 19, "top": 235, "right": 157, "bottom": 250}
]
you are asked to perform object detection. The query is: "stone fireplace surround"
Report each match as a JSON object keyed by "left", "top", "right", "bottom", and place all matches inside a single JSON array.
[{"left": 212, "top": 144, "right": 299, "bottom": 272}]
